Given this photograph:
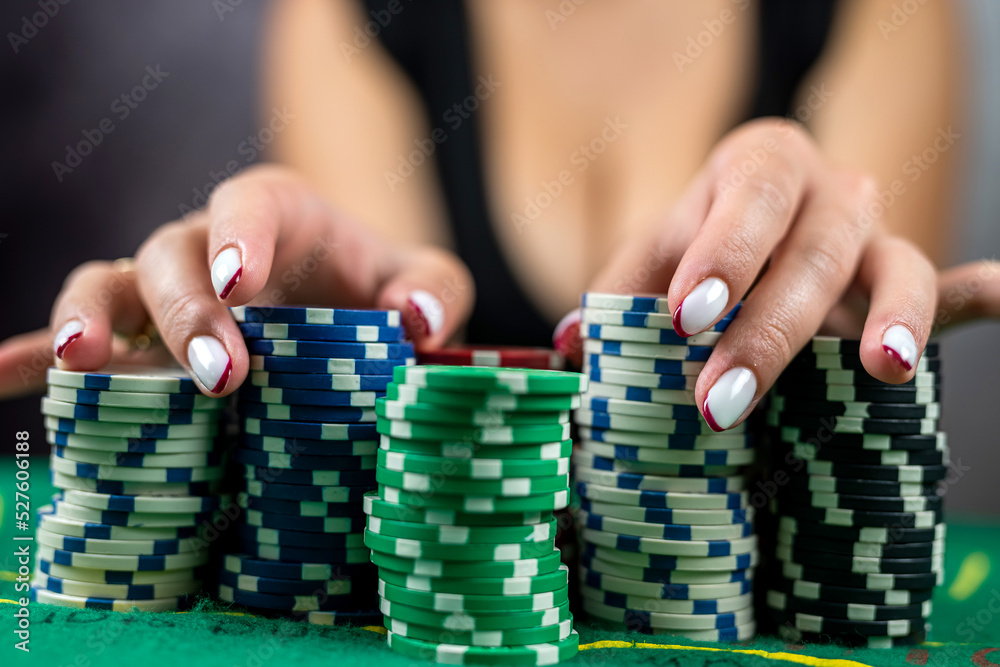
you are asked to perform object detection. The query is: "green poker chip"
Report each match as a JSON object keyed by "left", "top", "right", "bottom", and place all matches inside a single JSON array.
[
  {"left": 363, "top": 493, "right": 553, "bottom": 527},
  {"left": 378, "top": 578, "right": 569, "bottom": 613},
  {"left": 377, "top": 449, "right": 569, "bottom": 479},
  {"left": 377, "top": 565, "right": 568, "bottom": 596},
  {"left": 375, "top": 467, "right": 569, "bottom": 497},
  {"left": 392, "top": 366, "right": 588, "bottom": 395},
  {"left": 380, "top": 598, "right": 571, "bottom": 632},
  {"left": 379, "top": 486, "right": 570, "bottom": 514},
  {"left": 371, "top": 550, "right": 564, "bottom": 579},
  {"left": 384, "top": 615, "right": 574, "bottom": 648},
  {"left": 367, "top": 516, "right": 556, "bottom": 544},
  {"left": 386, "top": 629, "right": 579, "bottom": 665},
  {"left": 388, "top": 384, "right": 582, "bottom": 412},
  {"left": 376, "top": 419, "right": 571, "bottom": 445},
  {"left": 364, "top": 530, "right": 556, "bottom": 561},
  {"left": 379, "top": 437, "right": 573, "bottom": 461},
  {"left": 376, "top": 399, "right": 569, "bottom": 427}
]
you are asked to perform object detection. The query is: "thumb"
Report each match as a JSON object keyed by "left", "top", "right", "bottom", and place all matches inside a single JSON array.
[{"left": 376, "top": 247, "right": 475, "bottom": 351}]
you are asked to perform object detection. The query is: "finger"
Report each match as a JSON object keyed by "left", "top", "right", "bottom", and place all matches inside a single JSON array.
[
  {"left": 49, "top": 261, "right": 147, "bottom": 370},
  {"left": 668, "top": 120, "right": 811, "bottom": 336},
  {"left": 856, "top": 236, "right": 937, "bottom": 381},
  {"left": 934, "top": 261, "right": 1000, "bottom": 328},
  {"left": 0, "top": 328, "right": 56, "bottom": 398},
  {"left": 375, "top": 246, "right": 475, "bottom": 350},
  {"left": 696, "top": 171, "right": 878, "bottom": 430},
  {"left": 136, "top": 219, "right": 245, "bottom": 396}
]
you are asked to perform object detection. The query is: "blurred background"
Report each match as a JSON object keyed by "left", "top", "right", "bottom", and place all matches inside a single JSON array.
[{"left": 1, "top": 0, "right": 997, "bottom": 514}]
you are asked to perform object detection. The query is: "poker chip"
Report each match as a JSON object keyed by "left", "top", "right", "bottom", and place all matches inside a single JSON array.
[
  {"left": 38, "top": 511, "right": 199, "bottom": 541},
  {"left": 581, "top": 307, "right": 735, "bottom": 331},
  {"left": 218, "top": 584, "right": 370, "bottom": 612},
  {"left": 29, "top": 586, "right": 189, "bottom": 612},
  {"left": 376, "top": 399, "right": 570, "bottom": 427},
  {"left": 237, "top": 492, "right": 365, "bottom": 517},
  {"left": 384, "top": 615, "right": 574, "bottom": 647},
  {"left": 231, "top": 305, "right": 402, "bottom": 326},
  {"left": 47, "top": 366, "right": 200, "bottom": 394},
  {"left": 243, "top": 511, "right": 367, "bottom": 536},
  {"left": 572, "top": 462, "right": 747, "bottom": 493},
  {"left": 249, "top": 370, "right": 393, "bottom": 391},
  {"left": 47, "top": 385, "right": 224, "bottom": 411},
  {"left": 766, "top": 410, "right": 938, "bottom": 435},
  {"left": 772, "top": 380, "right": 942, "bottom": 404},
  {"left": 378, "top": 578, "right": 568, "bottom": 613},
  {"left": 37, "top": 559, "right": 202, "bottom": 585},
  {"left": 238, "top": 523, "right": 365, "bottom": 548},
  {"left": 377, "top": 565, "right": 568, "bottom": 595},
  {"left": 380, "top": 598, "right": 571, "bottom": 632},
  {"left": 242, "top": 464, "right": 376, "bottom": 487},
  {"left": 378, "top": 485, "right": 569, "bottom": 514},
  {"left": 250, "top": 353, "right": 413, "bottom": 375},
  {"left": 51, "top": 470, "right": 219, "bottom": 497},
  {"left": 579, "top": 439, "right": 755, "bottom": 467},
  {"left": 376, "top": 419, "right": 572, "bottom": 445},
  {"left": 47, "top": 430, "right": 216, "bottom": 454},
  {"left": 393, "top": 366, "right": 587, "bottom": 395},
  {"left": 576, "top": 481, "right": 746, "bottom": 511},
  {"left": 778, "top": 516, "right": 946, "bottom": 545},
  {"left": 776, "top": 531, "right": 944, "bottom": 559},
  {"left": 304, "top": 609, "right": 384, "bottom": 627},
  {"left": 221, "top": 553, "right": 357, "bottom": 581},
  {"left": 775, "top": 543, "right": 943, "bottom": 575},
  {"left": 769, "top": 575, "right": 935, "bottom": 606},
  {"left": 243, "top": 417, "right": 378, "bottom": 441},
  {"left": 246, "top": 339, "right": 414, "bottom": 359},
  {"left": 387, "top": 383, "right": 582, "bottom": 412},
  {"left": 778, "top": 366, "right": 941, "bottom": 388},
  {"left": 239, "top": 434, "right": 379, "bottom": 456},
  {"left": 234, "top": 448, "right": 376, "bottom": 471},
  {"left": 771, "top": 395, "right": 942, "bottom": 420},
  {"left": 775, "top": 427, "right": 948, "bottom": 452},
  {"left": 777, "top": 488, "right": 943, "bottom": 513},
  {"left": 217, "top": 569, "right": 365, "bottom": 596},
  {"left": 240, "top": 401, "right": 377, "bottom": 423},
  {"left": 580, "top": 554, "right": 754, "bottom": 584},
  {"left": 42, "top": 396, "right": 221, "bottom": 425},
  {"left": 782, "top": 442, "right": 948, "bottom": 467},
  {"left": 367, "top": 516, "right": 556, "bottom": 546},
  {"left": 579, "top": 394, "right": 700, "bottom": 421},
  {"left": 379, "top": 437, "right": 573, "bottom": 461},
  {"left": 238, "top": 541, "right": 372, "bottom": 564},
  {"left": 55, "top": 489, "right": 220, "bottom": 514},
  {"left": 770, "top": 609, "right": 923, "bottom": 638},
  {"left": 371, "top": 550, "right": 565, "bottom": 580},
  {"left": 49, "top": 457, "right": 225, "bottom": 483},
  {"left": 364, "top": 494, "right": 552, "bottom": 528},
  {"left": 52, "top": 445, "right": 222, "bottom": 469},
  {"left": 45, "top": 415, "right": 218, "bottom": 440},
  {"left": 776, "top": 624, "right": 927, "bottom": 649},
  {"left": 32, "top": 572, "right": 200, "bottom": 600},
  {"left": 578, "top": 509, "right": 753, "bottom": 541},
  {"left": 803, "top": 461, "right": 949, "bottom": 483},
  {"left": 586, "top": 354, "right": 708, "bottom": 377},
  {"left": 784, "top": 474, "right": 939, "bottom": 497},
  {"left": 585, "top": 380, "right": 696, "bottom": 405},
  {"left": 37, "top": 545, "right": 209, "bottom": 571},
  {"left": 585, "top": 324, "right": 723, "bottom": 346},
  {"left": 582, "top": 339, "right": 714, "bottom": 362},
  {"left": 375, "top": 468, "right": 569, "bottom": 497},
  {"left": 377, "top": 449, "right": 569, "bottom": 479},
  {"left": 238, "top": 321, "right": 405, "bottom": 343},
  {"left": 239, "top": 385, "right": 381, "bottom": 407},
  {"left": 415, "top": 346, "right": 565, "bottom": 370},
  {"left": 784, "top": 351, "right": 940, "bottom": 374},
  {"left": 244, "top": 480, "right": 370, "bottom": 503}
]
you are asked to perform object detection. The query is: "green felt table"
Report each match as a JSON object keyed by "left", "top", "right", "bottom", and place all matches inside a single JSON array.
[{"left": 2, "top": 455, "right": 998, "bottom": 667}]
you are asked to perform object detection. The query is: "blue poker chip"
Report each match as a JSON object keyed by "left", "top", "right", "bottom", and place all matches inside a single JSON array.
[
  {"left": 53, "top": 490, "right": 220, "bottom": 514},
  {"left": 238, "top": 322, "right": 405, "bottom": 343},
  {"left": 249, "top": 354, "right": 413, "bottom": 375},
  {"left": 222, "top": 553, "right": 372, "bottom": 581},
  {"left": 586, "top": 368, "right": 697, "bottom": 391},
  {"left": 237, "top": 524, "right": 365, "bottom": 549},
  {"left": 587, "top": 324, "right": 722, "bottom": 345},
  {"left": 244, "top": 479, "right": 371, "bottom": 503},
  {"left": 579, "top": 507, "right": 755, "bottom": 540},
  {"left": 52, "top": 446, "right": 223, "bottom": 469},
  {"left": 245, "top": 508, "right": 367, "bottom": 535},
  {"left": 242, "top": 464, "right": 376, "bottom": 488},
  {"left": 239, "top": 493, "right": 368, "bottom": 518},
  {"left": 230, "top": 306, "right": 401, "bottom": 327},
  {"left": 36, "top": 559, "right": 207, "bottom": 585},
  {"left": 218, "top": 583, "right": 374, "bottom": 611},
  {"left": 240, "top": 402, "right": 376, "bottom": 424},
  {"left": 580, "top": 543, "right": 758, "bottom": 574},
  {"left": 584, "top": 340, "right": 714, "bottom": 362},
  {"left": 47, "top": 430, "right": 215, "bottom": 455},
  {"left": 249, "top": 371, "right": 392, "bottom": 392},
  {"left": 217, "top": 568, "right": 369, "bottom": 596},
  {"left": 586, "top": 415, "right": 714, "bottom": 435},
  {"left": 239, "top": 385, "right": 383, "bottom": 407},
  {"left": 576, "top": 481, "right": 746, "bottom": 510},
  {"left": 585, "top": 354, "right": 707, "bottom": 376},
  {"left": 237, "top": 540, "right": 372, "bottom": 565},
  {"left": 239, "top": 434, "right": 378, "bottom": 457},
  {"left": 46, "top": 417, "right": 217, "bottom": 440},
  {"left": 245, "top": 339, "right": 414, "bottom": 360},
  {"left": 578, "top": 396, "right": 700, "bottom": 425},
  {"left": 577, "top": 498, "right": 752, "bottom": 526},
  {"left": 243, "top": 418, "right": 378, "bottom": 441},
  {"left": 580, "top": 556, "right": 751, "bottom": 585},
  {"left": 234, "top": 448, "right": 375, "bottom": 471}
]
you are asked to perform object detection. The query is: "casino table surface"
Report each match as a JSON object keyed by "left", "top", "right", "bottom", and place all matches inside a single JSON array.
[{"left": 2, "top": 456, "right": 998, "bottom": 667}]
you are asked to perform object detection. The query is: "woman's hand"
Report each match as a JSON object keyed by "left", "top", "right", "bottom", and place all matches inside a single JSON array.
[
  {"left": 557, "top": 118, "right": 995, "bottom": 431},
  {"left": 0, "top": 165, "right": 474, "bottom": 398}
]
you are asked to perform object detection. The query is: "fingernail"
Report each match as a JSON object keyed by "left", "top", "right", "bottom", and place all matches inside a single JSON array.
[
  {"left": 53, "top": 320, "right": 84, "bottom": 359},
  {"left": 553, "top": 309, "right": 582, "bottom": 358},
  {"left": 882, "top": 324, "right": 917, "bottom": 371},
  {"left": 703, "top": 366, "right": 757, "bottom": 432},
  {"left": 673, "top": 277, "right": 729, "bottom": 336},
  {"left": 187, "top": 335, "right": 232, "bottom": 394},
  {"left": 211, "top": 247, "right": 243, "bottom": 299},
  {"left": 407, "top": 290, "right": 444, "bottom": 338}
]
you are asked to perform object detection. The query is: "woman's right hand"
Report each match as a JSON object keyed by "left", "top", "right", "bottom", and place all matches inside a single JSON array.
[{"left": 0, "top": 165, "right": 475, "bottom": 398}]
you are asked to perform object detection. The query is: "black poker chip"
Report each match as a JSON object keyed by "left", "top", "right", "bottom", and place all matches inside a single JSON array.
[
  {"left": 802, "top": 460, "right": 949, "bottom": 483},
  {"left": 773, "top": 427, "right": 947, "bottom": 451},
  {"left": 766, "top": 589, "right": 932, "bottom": 621},
  {"left": 777, "top": 532, "right": 943, "bottom": 559},
  {"left": 767, "top": 411, "right": 937, "bottom": 435},
  {"left": 769, "top": 609, "right": 926, "bottom": 638},
  {"left": 778, "top": 516, "right": 946, "bottom": 545},
  {"left": 785, "top": 351, "right": 940, "bottom": 373},
  {"left": 778, "top": 366, "right": 940, "bottom": 388},
  {"left": 769, "top": 396, "right": 941, "bottom": 420},
  {"left": 784, "top": 474, "right": 940, "bottom": 498},
  {"left": 779, "top": 561, "right": 942, "bottom": 590},
  {"left": 771, "top": 380, "right": 942, "bottom": 405},
  {"left": 781, "top": 443, "right": 948, "bottom": 467},
  {"left": 775, "top": 500, "right": 944, "bottom": 529},
  {"left": 770, "top": 574, "right": 936, "bottom": 606},
  {"left": 777, "top": 487, "right": 943, "bottom": 513},
  {"left": 776, "top": 623, "right": 928, "bottom": 648},
  {"left": 776, "top": 543, "right": 943, "bottom": 575},
  {"left": 794, "top": 338, "right": 940, "bottom": 358}
]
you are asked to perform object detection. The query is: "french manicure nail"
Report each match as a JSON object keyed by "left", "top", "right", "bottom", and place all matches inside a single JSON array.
[
  {"left": 53, "top": 320, "right": 84, "bottom": 359},
  {"left": 882, "top": 324, "right": 917, "bottom": 371},
  {"left": 407, "top": 290, "right": 444, "bottom": 337},
  {"left": 703, "top": 366, "right": 757, "bottom": 432},
  {"left": 211, "top": 247, "right": 242, "bottom": 299},
  {"left": 673, "top": 277, "right": 729, "bottom": 336},
  {"left": 187, "top": 336, "right": 232, "bottom": 394},
  {"left": 553, "top": 309, "right": 582, "bottom": 357}
]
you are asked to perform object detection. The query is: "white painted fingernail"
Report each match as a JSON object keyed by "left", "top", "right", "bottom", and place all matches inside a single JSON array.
[
  {"left": 882, "top": 324, "right": 917, "bottom": 371},
  {"left": 407, "top": 290, "right": 445, "bottom": 337},
  {"left": 53, "top": 320, "right": 84, "bottom": 359},
  {"left": 703, "top": 366, "right": 757, "bottom": 432},
  {"left": 187, "top": 336, "right": 232, "bottom": 394},
  {"left": 211, "top": 247, "right": 243, "bottom": 299},
  {"left": 673, "top": 278, "right": 729, "bottom": 336}
]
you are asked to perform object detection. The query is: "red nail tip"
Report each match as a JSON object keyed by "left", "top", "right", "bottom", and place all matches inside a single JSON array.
[
  {"left": 702, "top": 400, "right": 724, "bottom": 432},
  {"left": 553, "top": 321, "right": 581, "bottom": 358},
  {"left": 406, "top": 298, "right": 430, "bottom": 338},
  {"left": 218, "top": 267, "right": 242, "bottom": 300},
  {"left": 210, "top": 358, "right": 233, "bottom": 394},
  {"left": 672, "top": 304, "right": 690, "bottom": 337},
  {"left": 55, "top": 332, "right": 82, "bottom": 360},
  {"left": 882, "top": 345, "right": 913, "bottom": 371}
]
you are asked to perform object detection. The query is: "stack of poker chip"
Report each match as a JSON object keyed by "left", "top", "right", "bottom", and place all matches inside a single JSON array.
[
  {"left": 765, "top": 337, "right": 945, "bottom": 649},
  {"left": 417, "top": 346, "right": 565, "bottom": 370},
  {"left": 222, "top": 305, "right": 414, "bottom": 625},
  {"left": 366, "top": 365, "right": 586, "bottom": 665},
  {"left": 572, "top": 292, "right": 757, "bottom": 642},
  {"left": 34, "top": 366, "right": 227, "bottom": 611}
]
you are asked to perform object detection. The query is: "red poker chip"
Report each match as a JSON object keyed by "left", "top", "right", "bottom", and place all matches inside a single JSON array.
[{"left": 416, "top": 346, "right": 565, "bottom": 370}]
